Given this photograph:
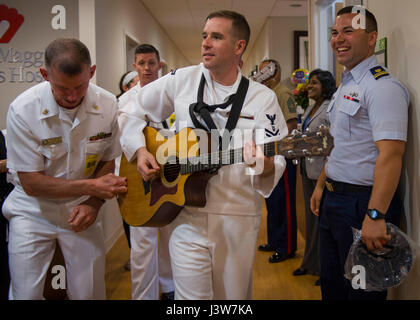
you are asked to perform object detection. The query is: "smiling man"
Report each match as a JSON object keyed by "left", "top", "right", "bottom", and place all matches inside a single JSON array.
[
  {"left": 4, "top": 38, "right": 127, "bottom": 299},
  {"left": 118, "top": 11, "right": 288, "bottom": 299},
  {"left": 310, "top": 7, "right": 409, "bottom": 300}
]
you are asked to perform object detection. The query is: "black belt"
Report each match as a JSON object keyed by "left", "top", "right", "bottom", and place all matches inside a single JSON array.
[{"left": 325, "top": 178, "right": 372, "bottom": 194}]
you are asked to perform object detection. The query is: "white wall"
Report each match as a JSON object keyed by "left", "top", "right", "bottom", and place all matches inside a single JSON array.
[
  {"left": 268, "top": 17, "right": 308, "bottom": 80},
  {"left": 366, "top": 0, "right": 420, "bottom": 300},
  {"left": 243, "top": 21, "right": 270, "bottom": 77},
  {"left": 244, "top": 16, "right": 308, "bottom": 82},
  {"left": 0, "top": 0, "right": 79, "bottom": 129},
  {"left": 94, "top": 0, "right": 190, "bottom": 95}
]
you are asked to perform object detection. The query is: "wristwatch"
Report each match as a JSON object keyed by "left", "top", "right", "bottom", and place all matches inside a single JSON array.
[{"left": 367, "top": 208, "right": 386, "bottom": 220}]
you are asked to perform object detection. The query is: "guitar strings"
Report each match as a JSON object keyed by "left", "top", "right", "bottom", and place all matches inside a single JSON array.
[
  {"left": 161, "top": 142, "right": 278, "bottom": 175},
  {"left": 159, "top": 130, "right": 328, "bottom": 176}
]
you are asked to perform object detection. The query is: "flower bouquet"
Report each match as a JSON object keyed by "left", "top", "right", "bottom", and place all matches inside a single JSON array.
[{"left": 291, "top": 69, "right": 310, "bottom": 111}]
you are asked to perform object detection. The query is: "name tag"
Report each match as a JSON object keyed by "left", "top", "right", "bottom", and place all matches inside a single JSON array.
[{"left": 84, "top": 154, "right": 98, "bottom": 176}]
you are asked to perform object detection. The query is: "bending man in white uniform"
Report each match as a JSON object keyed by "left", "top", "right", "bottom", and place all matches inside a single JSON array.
[
  {"left": 119, "top": 11, "right": 288, "bottom": 299},
  {"left": 3, "top": 38, "right": 127, "bottom": 299},
  {"left": 118, "top": 44, "right": 174, "bottom": 300}
]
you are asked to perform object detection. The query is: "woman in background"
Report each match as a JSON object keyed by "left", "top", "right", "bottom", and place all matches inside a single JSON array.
[
  {"left": 293, "top": 69, "right": 336, "bottom": 285},
  {"left": 117, "top": 71, "right": 139, "bottom": 98}
]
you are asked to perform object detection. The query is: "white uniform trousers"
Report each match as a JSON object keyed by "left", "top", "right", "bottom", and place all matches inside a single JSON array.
[
  {"left": 8, "top": 215, "right": 106, "bottom": 300},
  {"left": 168, "top": 209, "right": 261, "bottom": 300},
  {"left": 130, "top": 225, "right": 174, "bottom": 300}
]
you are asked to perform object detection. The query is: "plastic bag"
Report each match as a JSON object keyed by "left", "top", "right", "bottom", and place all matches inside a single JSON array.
[{"left": 344, "top": 223, "right": 417, "bottom": 292}]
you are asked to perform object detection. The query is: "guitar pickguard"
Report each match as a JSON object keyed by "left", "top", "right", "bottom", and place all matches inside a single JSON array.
[
  {"left": 143, "top": 180, "right": 150, "bottom": 195},
  {"left": 150, "top": 178, "right": 178, "bottom": 206}
]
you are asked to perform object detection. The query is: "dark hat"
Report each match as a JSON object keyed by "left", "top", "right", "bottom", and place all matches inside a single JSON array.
[{"left": 345, "top": 223, "right": 416, "bottom": 292}]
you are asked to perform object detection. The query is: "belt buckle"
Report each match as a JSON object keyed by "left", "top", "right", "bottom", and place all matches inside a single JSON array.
[{"left": 325, "top": 181, "right": 334, "bottom": 192}]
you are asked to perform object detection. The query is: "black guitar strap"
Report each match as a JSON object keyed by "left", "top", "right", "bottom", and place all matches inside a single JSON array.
[{"left": 189, "top": 74, "right": 249, "bottom": 150}]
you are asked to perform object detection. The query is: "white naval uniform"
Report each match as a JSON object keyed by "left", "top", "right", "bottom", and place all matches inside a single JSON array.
[
  {"left": 118, "top": 84, "right": 174, "bottom": 300},
  {"left": 3, "top": 81, "right": 122, "bottom": 300},
  {"left": 118, "top": 64, "right": 288, "bottom": 299}
]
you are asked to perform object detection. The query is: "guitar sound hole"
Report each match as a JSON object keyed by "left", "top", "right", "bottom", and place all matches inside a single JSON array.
[{"left": 163, "top": 156, "right": 180, "bottom": 183}]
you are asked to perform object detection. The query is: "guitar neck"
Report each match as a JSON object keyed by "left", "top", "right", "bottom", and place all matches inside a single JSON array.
[
  {"left": 180, "top": 141, "right": 280, "bottom": 175},
  {"left": 179, "top": 127, "right": 333, "bottom": 175}
]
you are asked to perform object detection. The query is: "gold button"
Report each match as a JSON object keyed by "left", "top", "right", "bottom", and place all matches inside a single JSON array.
[
  {"left": 93, "top": 105, "right": 99, "bottom": 110},
  {"left": 42, "top": 109, "right": 49, "bottom": 115}
]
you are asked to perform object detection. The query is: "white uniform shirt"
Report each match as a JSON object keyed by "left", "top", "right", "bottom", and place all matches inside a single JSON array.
[
  {"left": 4, "top": 81, "right": 122, "bottom": 224},
  {"left": 118, "top": 64, "right": 288, "bottom": 216},
  {"left": 118, "top": 82, "right": 140, "bottom": 109},
  {"left": 118, "top": 82, "right": 172, "bottom": 129}
]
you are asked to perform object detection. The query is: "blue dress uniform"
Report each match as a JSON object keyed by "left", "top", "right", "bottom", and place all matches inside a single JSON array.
[
  {"left": 265, "top": 159, "right": 297, "bottom": 257},
  {"left": 264, "top": 82, "right": 297, "bottom": 260},
  {"left": 320, "top": 55, "right": 409, "bottom": 300}
]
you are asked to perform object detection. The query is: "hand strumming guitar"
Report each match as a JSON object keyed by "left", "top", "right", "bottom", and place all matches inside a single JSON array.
[
  {"left": 243, "top": 140, "right": 275, "bottom": 177},
  {"left": 136, "top": 147, "right": 160, "bottom": 181}
]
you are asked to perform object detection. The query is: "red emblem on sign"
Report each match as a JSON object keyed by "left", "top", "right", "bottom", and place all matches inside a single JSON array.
[{"left": 0, "top": 5, "right": 24, "bottom": 44}]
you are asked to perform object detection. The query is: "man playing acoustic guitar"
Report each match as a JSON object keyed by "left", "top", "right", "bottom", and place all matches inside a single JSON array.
[{"left": 119, "top": 11, "right": 288, "bottom": 299}]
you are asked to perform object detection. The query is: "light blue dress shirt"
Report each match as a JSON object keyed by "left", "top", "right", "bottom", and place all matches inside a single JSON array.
[{"left": 325, "top": 55, "right": 409, "bottom": 186}]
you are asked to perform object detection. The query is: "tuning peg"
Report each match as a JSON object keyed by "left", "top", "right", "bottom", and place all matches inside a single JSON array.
[
  {"left": 287, "top": 150, "right": 295, "bottom": 157},
  {"left": 292, "top": 159, "right": 299, "bottom": 165},
  {"left": 302, "top": 149, "right": 310, "bottom": 156}
]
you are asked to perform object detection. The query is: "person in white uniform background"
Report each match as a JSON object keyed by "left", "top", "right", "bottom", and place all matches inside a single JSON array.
[
  {"left": 118, "top": 44, "right": 174, "bottom": 300},
  {"left": 118, "top": 11, "right": 288, "bottom": 300},
  {"left": 3, "top": 38, "right": 127, "bottom": 300}
]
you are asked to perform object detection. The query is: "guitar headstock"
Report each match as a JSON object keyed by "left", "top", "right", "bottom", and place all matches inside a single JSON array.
[
  {"left": 277, "top": 125, "right": 334, "bottom": 159},
  {"left": 252, "top": 61, "right": 277, "bottom": 83}
]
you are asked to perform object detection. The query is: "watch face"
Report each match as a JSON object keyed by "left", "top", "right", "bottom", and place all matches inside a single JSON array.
[{"left": 368, "top": 209, "right": 384, "bottom": 219}]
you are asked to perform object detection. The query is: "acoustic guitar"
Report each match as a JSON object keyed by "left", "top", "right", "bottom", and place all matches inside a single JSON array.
[{"left": 118, "top": 126, "right": 333, "bottom": 227}]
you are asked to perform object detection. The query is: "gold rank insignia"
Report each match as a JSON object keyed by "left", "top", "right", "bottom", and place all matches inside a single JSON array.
[
  {"left": 41, "top": 136, "right": 62, "bottom": 146},
  {"left": 42, "top": 109, "right": 49, "bottom": 115},
  {"left": 93, "top": 105, "right": 99, "bottom": 110},
  {"left": 370, "top": 66, "right": 389, "bottom": 80}
]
